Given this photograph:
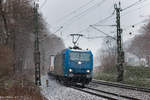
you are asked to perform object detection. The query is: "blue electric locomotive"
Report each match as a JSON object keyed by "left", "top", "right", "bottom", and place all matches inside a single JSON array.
[{"left": 50, "top": 48, "right": 93, "bottom": 86}]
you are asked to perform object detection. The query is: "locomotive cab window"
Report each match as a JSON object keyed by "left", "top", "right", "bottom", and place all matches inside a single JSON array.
[{"left": 69, "top": 52, "right": 90, "bottom": 61}]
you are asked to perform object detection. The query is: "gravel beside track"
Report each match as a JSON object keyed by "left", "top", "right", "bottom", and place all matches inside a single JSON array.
[
  {"left": 41, "top": 75, "right": 105, "bottom": 100},
  {"left": 71, "top": 85, "right": 140, "bottom": 100}
]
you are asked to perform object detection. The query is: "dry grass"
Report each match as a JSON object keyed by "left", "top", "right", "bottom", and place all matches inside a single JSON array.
[
  {"left": 0, "top": 45, "right": 14, "bottom": 78},
  {"left": 0, "top": 45, "right": 46, "bottom": 100},
  {"left": 94, "top": 66, "right": 150, "bottom": 88},
  {"left": 0, "top": 79, "right": 46, "bottom": 100}
]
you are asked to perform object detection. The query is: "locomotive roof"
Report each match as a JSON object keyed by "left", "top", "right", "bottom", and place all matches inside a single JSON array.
[
  {"left": 56, "top": 48, "right": 93, "bottom": 56},
  {"left": 66, "top": 48, "right": 92, "bottom": 52}
]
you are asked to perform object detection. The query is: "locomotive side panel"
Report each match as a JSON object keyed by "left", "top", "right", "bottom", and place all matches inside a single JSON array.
[{"left": 54, "top": 53, "right": 64, "bottom": 76}]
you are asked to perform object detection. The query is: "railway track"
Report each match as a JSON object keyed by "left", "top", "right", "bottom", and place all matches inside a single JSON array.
[
  {"left": 70, "top": 79, "right": 150, "bottom": 100},
  {"left": 49, "top": 73, "right": 149, "bottom": 99},
  {"left": 71, "top": 85, "right": 140, "bottom": 100},
  {"left": 92, "top": 79, "right": 150, "bottom": 93}
]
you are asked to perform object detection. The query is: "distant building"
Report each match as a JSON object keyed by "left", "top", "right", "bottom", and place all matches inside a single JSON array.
[
  {"left": 125, "top": 52, "right": 140, "bottom": 66},
  {"left": 125, "top": 52, "right": 149, "bottom": 67}
]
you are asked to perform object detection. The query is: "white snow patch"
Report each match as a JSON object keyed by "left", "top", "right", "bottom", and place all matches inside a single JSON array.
[{"left": 41, "top": 75, "right": 106, "bottom": 100}]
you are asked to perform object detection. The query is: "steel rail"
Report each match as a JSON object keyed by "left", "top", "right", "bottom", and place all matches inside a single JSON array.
[
  {"left": 71, "top": 86, "right": 117, "bottom": 100},
  {"left": 92, "top": 79, "right": 150, "bottom": 93},
  {"left": 71, "top": 85, "right": 140, "bottom": 100},
  {"left": 86, "top": 86, "right": 140, "bottom": 100}
]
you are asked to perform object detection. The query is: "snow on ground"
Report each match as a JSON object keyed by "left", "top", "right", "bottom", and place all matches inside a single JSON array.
[{"left": 40, "top": 75, "right": 105, "bottom": 100}]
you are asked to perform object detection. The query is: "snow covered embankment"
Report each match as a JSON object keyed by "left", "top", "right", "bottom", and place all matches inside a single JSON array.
[{"left": 41, "top": 75, "right": 105, "bottom": 100}]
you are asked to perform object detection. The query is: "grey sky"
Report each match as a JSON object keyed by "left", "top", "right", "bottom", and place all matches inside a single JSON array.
[{"left": 39, "top": 0, "right": 150, "bottom": 56}]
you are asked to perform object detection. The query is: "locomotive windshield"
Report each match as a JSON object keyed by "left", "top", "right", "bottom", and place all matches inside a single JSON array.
[{"left": 69, "top": 52, "right": 90, "bottom": 61}]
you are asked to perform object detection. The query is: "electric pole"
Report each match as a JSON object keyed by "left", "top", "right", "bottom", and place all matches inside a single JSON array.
[
  {"left": 34, "top": 2, "right": 41, "bottom": 86},
  {"left": 114, "top": 2, "right": 124, "bottom": 82}
]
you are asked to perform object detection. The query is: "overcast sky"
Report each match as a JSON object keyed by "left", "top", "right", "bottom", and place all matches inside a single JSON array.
[{"left": 39, "top": 0, "right": 150, "bottom": 56}]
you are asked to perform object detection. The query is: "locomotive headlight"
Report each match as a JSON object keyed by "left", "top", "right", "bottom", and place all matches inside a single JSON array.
[
  {"left": 78, "top": 61, "right": 82, "bottom": 64},
  {"left": 69, "top": 69, "right": 73, "bottom": 72},
  {"left": 86, "top": 70, "right": 90, "bottom": 73}
]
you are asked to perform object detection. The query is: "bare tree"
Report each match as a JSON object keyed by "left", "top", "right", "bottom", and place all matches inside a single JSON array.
[
  {"left": 0, "top": 0, "right": 64, "bottom": 76},
  {"left": 128, "top": 18, "right": 150, "bottom": 59},
  {"left": 98, "top": 38, "right": 117, "bottom": 73},
  {"left": 40, "top": 34, "right": 65, "bottom": 74},
  {"left": 0, "top": 45, "right": 13, "bottom": 78}
]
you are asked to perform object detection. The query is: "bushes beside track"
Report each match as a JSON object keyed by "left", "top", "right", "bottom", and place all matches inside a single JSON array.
[
  {"left": 0, "top": 46, "right": 46, "bottom": 100},
  {"left": 0, "top": 74, "right": 47, "bottom": 100},
  {"left": 0, "top": 79, "right": 46, "bottom": 100},
  {"left": 0, "top": 45, "right": 13, "bottom": 79},
  {"left": 94, "top": 66, "right": 150, "bottom": 88}
]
